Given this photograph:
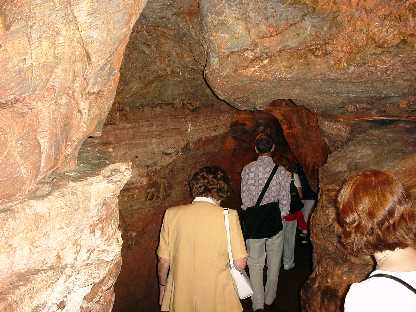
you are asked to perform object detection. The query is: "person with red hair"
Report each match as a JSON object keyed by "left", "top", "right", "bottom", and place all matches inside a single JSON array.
[{"left": 337, "top": 170, "right": 416, "bottom": 312}]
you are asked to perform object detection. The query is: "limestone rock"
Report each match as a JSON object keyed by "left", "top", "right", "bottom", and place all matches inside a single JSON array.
[
  {"left": 0, "top": 0, "right": 147, "bottom": 201},
  {"left": 0, "top": 163, "right": 132, "bottom": 312},
  {"left": 302, "top": 123, "right": 416, "bottom": 312},
  {"left": 112, "top": 0, "right": 222, "bottom": 115},
  {"left": 201, "top": 0, "right": 416, "bottom": 112}
]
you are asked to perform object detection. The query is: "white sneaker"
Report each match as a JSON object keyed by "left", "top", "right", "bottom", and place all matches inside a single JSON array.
[{"left": 283, "top": 263, "right": 295, "bottom": 271}]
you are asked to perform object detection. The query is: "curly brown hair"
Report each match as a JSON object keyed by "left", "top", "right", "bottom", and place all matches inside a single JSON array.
[
  {"left": 189, "top": 166, "right": 232, "bottom": 201},
  {"left": 337, "top": 170, "right": 416, "bottom": 256}
]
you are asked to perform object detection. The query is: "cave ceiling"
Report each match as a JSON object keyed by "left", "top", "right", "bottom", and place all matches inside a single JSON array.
[
  {"left": 114, "top": 0, "right": 222, "bottom": 109},
  {"left": 116, "top": 0, "right": 416, "bottom": 116}
]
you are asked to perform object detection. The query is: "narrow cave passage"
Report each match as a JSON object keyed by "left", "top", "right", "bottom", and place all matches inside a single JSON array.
[{"left": 83, "top": 102, "right": 326, "bottom": 312}]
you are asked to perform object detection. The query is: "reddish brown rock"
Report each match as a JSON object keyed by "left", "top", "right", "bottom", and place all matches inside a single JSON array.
[
  {"left": 0, "top": 0, "right": 147, "bottom": 202},
  {"left": 318, "top": 117, "right": 352, "bottom": 152},
  {"left": 302, "top": 123, "right": 416, "bottom": 312},
  {"left": 201, "top": 0, "right": 416, "bottom": 112},
  {"left": 0, "top": 163, "right": 131, "bottom": 312},
  {"left": 266, "top": 100, "right": 328, "bottom": 192}
]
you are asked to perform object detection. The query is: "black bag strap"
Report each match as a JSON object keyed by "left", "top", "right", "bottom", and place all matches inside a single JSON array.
[
  {"left": 369, "top": 273, "right": 416, "bottom": 294},
  {"left": 255, "top": 165, "right": 279, "bottom": 208}
]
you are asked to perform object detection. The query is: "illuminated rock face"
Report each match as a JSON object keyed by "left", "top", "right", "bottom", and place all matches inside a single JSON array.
[
  {"left": 0, "top": 0, "right": 147, "bottom": 201},
  {"left": 201, "top": 0, "right": 416, "bottom": 112},
  {"left": 303, "top": 125, "right": 416, "bottom": 312},
  {"left": 0, "top": 0, "right": 144, "bottom": 310},
  {"left": 0, "top": 163, "right": 131, "bottom": 312}
]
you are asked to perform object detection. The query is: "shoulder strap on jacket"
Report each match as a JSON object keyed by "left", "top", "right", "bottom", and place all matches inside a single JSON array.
[
  {"left": 255, "top": 165, "right": 279, "bottom": 208},
  {"left": 369, "top": 273, "right": 416, "bottom": 294}
]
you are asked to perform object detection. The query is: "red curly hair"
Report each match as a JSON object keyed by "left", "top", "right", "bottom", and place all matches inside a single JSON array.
[{"left": 337, "top": 170, "right": 416, "bottom": 256}]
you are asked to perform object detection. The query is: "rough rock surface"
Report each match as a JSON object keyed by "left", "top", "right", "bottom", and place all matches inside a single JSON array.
[
  {"left": 83, "top": 103, "right": 236, "bottom": 311},
  {"left": 201, "top": 0, "right": 416, "bottom": 112},
  {"left": 0, "top": 162, "right": 131, "bottom": 312},
  {"left": 112, "top": 0, "right": 222, "bottom": 114},
  {"left": 266, "top": 100, "right": 328, "bottom": 191},
  {"left": 302, "top": 123, "right": 416, "bottom": 312},
  {"left": 0, "top": 0, "right": 147, "bottom": 201}
]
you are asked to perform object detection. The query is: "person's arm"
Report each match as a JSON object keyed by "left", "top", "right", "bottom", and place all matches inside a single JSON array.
[
  {"left": 229, "top": 210, "right": 248, "bottom": 271},
  {"left": 156, "top": 210, "right": 170, "bottom": 305},
  {"left": 294, "top": 173, "right": 303, "bottom": 198},
  {"left": 240, "top": 166, "right": 251, "bottom": 210},
  {"left": 158, "top": 257, "right": 170, "bottom": 304}
]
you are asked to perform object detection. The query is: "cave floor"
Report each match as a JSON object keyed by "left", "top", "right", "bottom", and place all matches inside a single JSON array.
[{"left": 241, "top": 233, "right": 313, "bottom": 312}]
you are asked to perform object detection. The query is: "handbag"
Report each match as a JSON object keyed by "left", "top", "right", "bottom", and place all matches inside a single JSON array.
[{"left": 223, "top": 208, "right": 253, "bottom": 299}]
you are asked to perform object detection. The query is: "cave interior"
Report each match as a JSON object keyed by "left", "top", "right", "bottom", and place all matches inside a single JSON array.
[{"left": 1, "top": 0, "right": 415, "bottom": 312}]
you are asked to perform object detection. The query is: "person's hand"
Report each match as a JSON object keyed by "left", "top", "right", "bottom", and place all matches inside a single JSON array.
[
  {"left": 233, "top": 258, "right": 247, "bottom": 271},
  {"left": 159, "top": 284, "right": 166, "bottom": 305}
]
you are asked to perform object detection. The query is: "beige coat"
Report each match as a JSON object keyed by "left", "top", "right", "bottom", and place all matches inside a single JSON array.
[{"left": 157, "top": 199, "right": 247, "bottom": 312}]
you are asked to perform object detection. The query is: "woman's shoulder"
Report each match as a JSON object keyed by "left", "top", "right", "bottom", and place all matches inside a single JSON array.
[{"left": 345, "top": 270, "right": 416, "bottom": 312}]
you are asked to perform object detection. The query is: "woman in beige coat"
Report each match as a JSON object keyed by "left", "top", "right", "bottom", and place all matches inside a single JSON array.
[{"left": 157, "top": 166, "right": 248, "bottom": 312}]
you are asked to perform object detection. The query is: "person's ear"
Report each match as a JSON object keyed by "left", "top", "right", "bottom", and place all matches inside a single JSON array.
[{"left": 271, "top": 144, "right": 275, "bottom": 152}]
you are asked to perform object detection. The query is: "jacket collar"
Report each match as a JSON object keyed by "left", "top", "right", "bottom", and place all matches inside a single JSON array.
[{"left": 193, "top": 196, "right": 218, "bottom": 205}]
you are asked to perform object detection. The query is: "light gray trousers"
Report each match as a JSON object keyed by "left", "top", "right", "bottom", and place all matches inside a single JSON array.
[
  {"left": 282, "top": 220, "right": 297, "bottom": 268},
  {"left": 246, "top": 231, "right": 284, "bottom": 310},
  {"left": 302, "top": 199, "right": 316, "bottom": 223}
]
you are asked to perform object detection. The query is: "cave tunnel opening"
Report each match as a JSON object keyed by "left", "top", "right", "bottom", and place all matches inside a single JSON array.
[
  {"left": 83, "top": 0, "right": 330, "bottom": 310},
  {"left": 90, "top": 96, "right": 327, "bottom": 312}
]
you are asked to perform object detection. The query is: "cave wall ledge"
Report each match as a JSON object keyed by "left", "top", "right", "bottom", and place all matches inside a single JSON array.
[{"left": 0, "top": 162, "right": 131, "bottom": 312}]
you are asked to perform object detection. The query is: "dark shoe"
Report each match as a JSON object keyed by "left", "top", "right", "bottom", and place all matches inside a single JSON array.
[
  {"left": 265, "top": 302, "right": 275, "bottom": 311},
  {"left": 254, "top": 309, "right": 265, "bottom": 312}
]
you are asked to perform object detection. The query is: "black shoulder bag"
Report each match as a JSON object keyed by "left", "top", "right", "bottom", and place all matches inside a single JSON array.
[{"left": 243, "top": 165, "right": 283, "bottom": 239}]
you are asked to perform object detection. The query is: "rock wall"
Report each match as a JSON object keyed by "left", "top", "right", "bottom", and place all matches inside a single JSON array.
[
  {"left": 201, "top": 0, "right": 416, "bottom": 112},
  {"left": 0, "top": 0, "right": 147, "bottom": 311},
  {"left": 112, "top": 0, "right": 222, "bottom": 116},
  {"left": 302, "top": 123, "right": 416, "bottom": 312},
  {"left": 0, "top": 0, "right": 147, "bottom": 201},
  {"left": 0, "top": 163, "right": 132, "bottom": 312}
]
